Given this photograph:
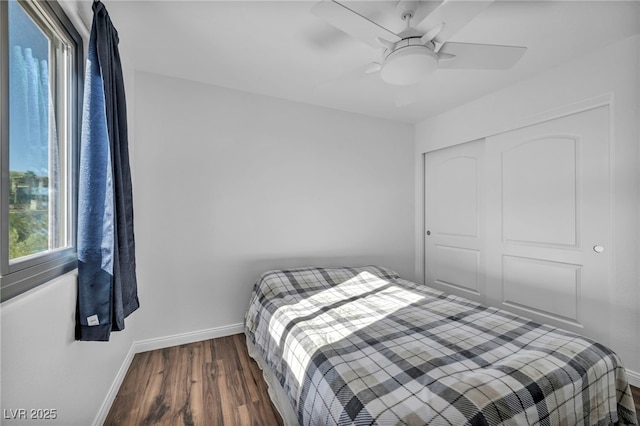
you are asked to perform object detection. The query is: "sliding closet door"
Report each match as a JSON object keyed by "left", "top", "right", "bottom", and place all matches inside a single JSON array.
[
  {"left": 424, "top": 106, "right": 611, "bottom": 344},
  {"left": 424, "top": 139, "right": 486, "bottom": 303},
  {"left": 485, "top": 106, "right": 611, "bottom": 343}
]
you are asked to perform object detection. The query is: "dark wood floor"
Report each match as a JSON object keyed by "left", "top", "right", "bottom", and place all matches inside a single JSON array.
[
  {"left": 106, "top": 333, "right": 640, "bottom": 425},
  {"left": 104, "top": 333, "right": 283, "bottom": 425},
  {"left": 633, "top": 384, "right": 640, "bottom": 424}
]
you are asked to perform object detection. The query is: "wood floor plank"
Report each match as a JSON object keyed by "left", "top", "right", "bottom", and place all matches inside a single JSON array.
[
  {"left": 205, "top": 337, "right": 218, "bottom": 364},
  {"left": 188, "top": 342, "right": 205, "bottom": 426},
  {"left": 237, "top": 404, "right": 251, "bottom": 425},
  {"left": 218, "top": 358, "right": 238, "bottom": 425},
  {"left": 165, "top": 344, "right": 196, "bottom": 425},
  {"left": 220, "top": 337, "right": 249, "bottom": 411},
  {"left": 138, "top": 347, "right": 172, "bottom": 425},
  {"left": 631, "top": 385, "right": 640, "bottom": 422},
  {"left": 106, "top": 351, "right": 150, "bottom": 423},
  {"left": 202, "top": 361, "right": 224, "bottom": 426},
  {"left": 164, "top": 346, "right": 184, "bottom": 425},
  {"left": 233, "top": 334, "right": 262, "bottom": 403},
  {"left": 234, "top": 335, "right": 284, "bottom": 426}
]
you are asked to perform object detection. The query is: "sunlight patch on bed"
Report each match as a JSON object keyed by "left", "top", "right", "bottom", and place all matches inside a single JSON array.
[{"left": 268, "top": 271, "right": 425, "bottom": 387}]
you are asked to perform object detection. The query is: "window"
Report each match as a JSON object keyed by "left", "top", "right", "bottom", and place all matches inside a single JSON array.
[{"left": 1, "top": 0, "right": 83, "bottom": 301}]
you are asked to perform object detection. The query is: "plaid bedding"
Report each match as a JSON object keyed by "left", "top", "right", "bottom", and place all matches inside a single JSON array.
[{"left": 245, "top": 266, "right": 637, "bottom": 425}]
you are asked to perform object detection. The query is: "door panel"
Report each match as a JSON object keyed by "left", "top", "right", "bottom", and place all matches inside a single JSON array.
[
  {"left": 502, "top": 255, "right": 580, "bottom": 324},
  {"left": 435, "top": 157, "right": 479, "bottom": 238},
  {"left": 434, "top": 245, "right": 480, "bottom": 293},
  {"left": 425, "top": 140, "right": 485, "bottom": 302},
  {"left": 502, "top": 137, "right": 578, "bottom": 247}
]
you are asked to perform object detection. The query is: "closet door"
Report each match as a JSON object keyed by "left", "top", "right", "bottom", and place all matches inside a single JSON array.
[
  {"left": 484, "top": 106, "right": 610, "bottom": 344},
  {"left": 424, "top": 106, "right": 611, "bottom": 344},
  {"left": 424, "top": 139, "right": 486, "bottom": 303}
]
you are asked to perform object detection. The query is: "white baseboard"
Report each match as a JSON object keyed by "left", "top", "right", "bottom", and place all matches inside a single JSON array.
[
  {"left": 93, "top": 343, "right": 136, "bottom": 426},
  {"left": 93, "top": 322, "right": 245, "bottom": 425},
  {"left": 132, "top": 322, "right": 244, "bottom": 354},
  {"left": 626, "top": 369, "right": 640, "bottom": 388}
]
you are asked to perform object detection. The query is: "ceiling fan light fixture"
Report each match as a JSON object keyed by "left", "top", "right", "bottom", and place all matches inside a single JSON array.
[{"left": 380, "top": 45, "right": 438, "bottom": 86}]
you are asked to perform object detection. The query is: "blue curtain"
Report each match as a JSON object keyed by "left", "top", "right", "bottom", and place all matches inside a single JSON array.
[{"left": 76, "top": 0, "right": 138, "bottom": 341}]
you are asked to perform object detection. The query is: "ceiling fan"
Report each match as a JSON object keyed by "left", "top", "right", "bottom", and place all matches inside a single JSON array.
[{"left": 311, "top": 0, "right": 527, "bottom": 86}]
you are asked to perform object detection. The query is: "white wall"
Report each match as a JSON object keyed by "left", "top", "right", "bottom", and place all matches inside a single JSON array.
[
  {"left": 414, "top": 35, "right": 640, "bottom": 375},
  {"left": 0, "top": 272, "right": 137, "bottom": 425},
  {"left": 132, "top": 71, "right": 415, "bottom": 342}
]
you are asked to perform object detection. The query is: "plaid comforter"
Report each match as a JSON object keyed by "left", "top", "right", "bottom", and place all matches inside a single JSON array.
[{"left": 245, "top": 266, "right": 637, "bottom": 425}]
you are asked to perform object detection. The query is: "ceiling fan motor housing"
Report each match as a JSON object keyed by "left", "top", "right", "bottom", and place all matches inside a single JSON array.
[{"left": 380, "top": 37, "right": 438, "bottom": 85}]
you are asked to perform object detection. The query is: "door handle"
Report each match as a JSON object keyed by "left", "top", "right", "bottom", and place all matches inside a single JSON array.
[{"left": 593, "top": 245, "right": 605, "bottom": 253}]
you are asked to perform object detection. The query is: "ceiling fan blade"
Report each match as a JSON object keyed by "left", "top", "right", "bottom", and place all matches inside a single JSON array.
[
  {"left": 409, "top": 0, "right": 445, "bottom": 30},
  {"left": 415, "top": 0, "right": 494, "bottom": 44},
  {"left": 313, "top": 62, "right": 380, "bottom": 88},
  {"left": 437, "top": 51, "right": 456, "bottom": 62},
  {"left": 377, "top": 37, "right": 396, "bottom": 51},
  {"left": 437, "top": 42, "right": 526, "bottom": 69},
  {"left": 420, "top": 23, "right": 444, "bottom": 45},
  {"left": 364, "top": 62, "right": 381, "bottom": 74},
  {"left": 311, "top": 0, "right": 401, "bottom": 49}
]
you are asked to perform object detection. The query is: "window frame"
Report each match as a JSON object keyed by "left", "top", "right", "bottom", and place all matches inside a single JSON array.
[{"left": 0, "top": 0, "right": 83, "bottom": 302}]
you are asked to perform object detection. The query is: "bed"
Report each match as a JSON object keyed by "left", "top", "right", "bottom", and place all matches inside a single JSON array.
[{"left": 244, "top": 265, "right": 637, "bottom": 425}]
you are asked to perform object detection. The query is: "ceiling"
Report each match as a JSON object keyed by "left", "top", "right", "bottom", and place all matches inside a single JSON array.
[{"left": 92, "top": 0, "right": 638, "bottom": 123}]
